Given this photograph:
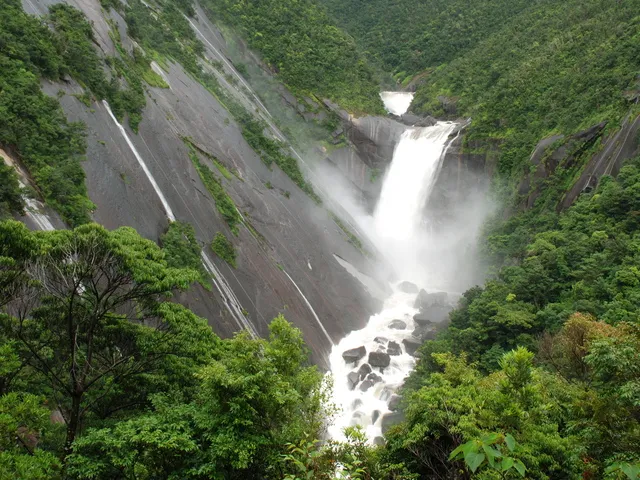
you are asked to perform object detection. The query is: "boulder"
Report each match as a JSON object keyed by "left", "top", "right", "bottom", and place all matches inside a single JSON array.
[
  {"left": 412, "top": 312, "right": 434, "bottom": 326},
  {"left": 402, "top": 337, "right": 421, "bottom": 356},
  {"left": 412, "top": 324, "right": 437, "bottom": 341},
  {"left": 358, "top": 363, "right": 372, "bottom": 380},
  {"left": 374, "top": 336, "right": 388, "bottom": 344},
  {"left": 359, "top": 380, "right": 374, "bottom": 392},
  {"left": 347, "top": 371, "right": 360, "bottom": 390},
  {"left": 388, "top": 394, "right": 402, "bottom": 411},
  {"left": 397, "top": 281, "right": 419, "bottom": 294},
  {"left": 368, "top": 351, "right": 391, "bottom": 368},
  {"left": 342, "top": 346, "right": 366, "bottom": 364},
  {"left": 379, "top": 386, "right": 394, "bottom": 402},
  {"left": 388, "top": 319, "right": 407, "bottom": 330},
  {"left": 366, "top": 372, "right": 382, "bottom": 384},
  {"left": 387, "top": 341, "right": 402, "bottom": 356},
  {"left": 372, "top": 410, "right": 381, "bottom": 424},
  {"left": 414, "top": 290, "right": 448, "bottom": 309},
  {"left": 381, "top": 411, "right": 406, "bottom": 434}
]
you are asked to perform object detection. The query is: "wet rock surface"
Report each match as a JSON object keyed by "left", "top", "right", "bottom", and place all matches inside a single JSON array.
[
  {"left": 347, "top": 371, "right": 360, "bottom": 390},
  {"left": 402, "top": 337, "right": 422, "bottom": 356},
  {"left": 343, "top": 346, "right": 367, "bottom": 364},
  {"left": 388, "top": 319, "right": 407, "bottom": 330},
  {"left": 368, "top": 351, "right": 391, "bottom": 368},
  {"left": 29, "top": 0, "right": 380, "bottom": 368},
  {"left": 358, "top": 363, "right": 372, "bottom": 380},
  {"left": 387, "top": 341, "right": 402, "bottom": 356}
]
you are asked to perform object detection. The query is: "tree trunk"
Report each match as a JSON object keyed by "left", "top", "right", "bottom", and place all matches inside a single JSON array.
[{"left": 63, "top": 392, "right": 82, "bottom": 459}]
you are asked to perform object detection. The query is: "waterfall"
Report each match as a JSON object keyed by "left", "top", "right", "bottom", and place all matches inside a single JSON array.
[
  {"left": 328, "top": 121, "right": 456, "bottom": 443},
  {"left": 380, "top": 92, "right": 414, "bottom": 116}
]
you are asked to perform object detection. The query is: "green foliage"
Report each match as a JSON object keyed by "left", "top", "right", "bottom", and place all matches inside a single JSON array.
[
  {"left": 0, "top": 163, "right": 22, "bottom": 219},
  {"left": 211, "top": 231, "right": 237, "bottom": 268},
  {"left": 67, "top": 315, "right": 325, "bottom": 479},
  {"left": 321, "top": 0, "right": 537, "bottom": 77},
  {"left": 449, "top": 432, "right": 526, "bottom": 477},
  {"left": 123, "top": 0, "right": 321, "bottom": 203},
  {"left": 444, "top": 157, "right": 640, "bottom": 369},
  {"left": 187, "top": 144, "right": 241, "bottom": 234},
  {"left": 160, "top": 221, "right": 210, "bottom": 288},
  {"left": 409, "top": 0, "right": 640, "bottom": 189},
  {"left": 200, "top": 0, "right": 383, "bottom": 114}
]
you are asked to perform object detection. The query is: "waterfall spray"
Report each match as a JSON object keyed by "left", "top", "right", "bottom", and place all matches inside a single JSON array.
[{"left": 328, "top": 121, "right": 456, "bottom": 443}]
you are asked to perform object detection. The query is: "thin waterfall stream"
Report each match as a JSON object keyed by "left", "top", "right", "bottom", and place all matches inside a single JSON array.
[{"left": 328, "top": 120, "right": 457, "bottom": 443}]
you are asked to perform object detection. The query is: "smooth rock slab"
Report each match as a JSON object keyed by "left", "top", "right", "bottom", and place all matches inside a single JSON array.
[
  {"left": 368, "top": 351, "right": 391, "bottom": 368},
  {"left": 342, "top": 346, "right": 366, "bottom": 364}
]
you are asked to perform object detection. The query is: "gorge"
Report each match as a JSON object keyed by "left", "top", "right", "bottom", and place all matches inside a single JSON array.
[{"left": 1, "top": 0, "right": 640, "bottom": 477}]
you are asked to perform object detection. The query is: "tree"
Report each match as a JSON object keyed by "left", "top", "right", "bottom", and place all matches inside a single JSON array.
[{"left": 0, "top": 222, "right": 205, "bottom": 458}]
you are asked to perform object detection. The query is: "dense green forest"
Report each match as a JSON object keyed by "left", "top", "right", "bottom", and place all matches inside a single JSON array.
[
  {"left": 199, "top": 0, "right": 384, "bottom": 114},
  {"left": 319, "top": 0, "right": 541, "bottom": 82}
]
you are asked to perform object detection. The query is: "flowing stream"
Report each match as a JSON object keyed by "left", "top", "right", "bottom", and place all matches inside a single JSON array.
[{"left": 328, "top": 120, "right": 456, "bottom": 443}]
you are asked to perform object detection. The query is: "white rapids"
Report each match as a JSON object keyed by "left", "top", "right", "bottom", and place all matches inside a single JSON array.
[
  {"left": 380, "top": 91, "right": 414, "bottom": 116},
  {"left": 328, "top": 121, "right": 457, "bottom": 443}
]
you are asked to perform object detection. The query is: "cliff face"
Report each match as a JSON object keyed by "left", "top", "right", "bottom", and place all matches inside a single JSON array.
[{"left": 20, "top": 0, "right": 384, "bottom": 367}]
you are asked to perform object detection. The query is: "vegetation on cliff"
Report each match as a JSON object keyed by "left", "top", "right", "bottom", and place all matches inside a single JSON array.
[
  {"left": 0, "top": 221, "right": 327, "bottom": 479},
  {"left": 199, "top": 0, "right": 384, "bottom": 114}
]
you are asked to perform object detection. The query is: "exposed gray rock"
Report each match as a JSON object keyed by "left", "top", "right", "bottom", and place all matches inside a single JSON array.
[
  {"left": 388, "top": 394, "right": 402, "bottom": 411},
  {"left": 374, "top": 336, "right": 388, "bottom": 344},
  {"left": 368, "top": 351, "right": 391, "bottom": 368},
  {"left": 366, "top": 372, "right": 382, "bottom": 384},
  {"left": 380, "top": 386, "right": 394, "bottom": 402},
  {"left": 352, "top": 399, "right": 363, "bottom": 409},
  {"left": 414, "top": 305, "right": 452, "bottom": 324},
  {"left": 413, "top": 313, "right": 435, "bottom": 326},
  {"left": 381, "top": 411, "right": 406, "bottom": 434},
  {"left": 414, "top": 290, "right": 448, "bottom": 309},
  {"left": 358, "top": 363, "right": 372, "bottom": 380},
  {"left": 388, "top": 319, "right": 407, "bottom": 330},
  {"left": 359, "top": 380, "right": 374, "bottom": 392},
  {"left": 372, "top": 410, "right": 381, "bottom": 424},
  {"left": 412, "top": 324, "right": 437, "bottom": 342},
  {"left": 397, "top": 281, "right": 419, "bottom": 293},
  {"left": 402, "top": 337, "right": 422, "bottom": 356},
  {"left": 343, "top": 346, "right": 366, "bottom": 364},
  {"left": 373, "top": 436, "right": 385, "bottom": 446},
  {"left": 387, "top": 341, "right": 402, "bottom": 356},
  {"left": 347, "top": 371, "right": 360, "bottom": 391}
]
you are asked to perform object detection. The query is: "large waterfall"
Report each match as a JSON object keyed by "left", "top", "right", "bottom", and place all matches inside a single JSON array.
[{"left": 328, "top": 121, "right": 456, "bottom": 443}]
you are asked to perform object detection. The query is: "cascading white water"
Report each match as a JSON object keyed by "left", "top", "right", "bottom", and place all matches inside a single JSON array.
[
  {"left": 380, "top": 92, "right": 414, "bottom": 116},
  {"left": 328, "top": 121, "right": 456, "bottom": 443}
]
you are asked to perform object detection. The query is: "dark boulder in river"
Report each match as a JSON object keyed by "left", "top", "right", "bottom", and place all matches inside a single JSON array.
[
  {"left": 369, "top": 351, "right": 391, "bottom": 368},
  {"left": 342, "top": 346, "right": 366, "bottom": 364}
]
